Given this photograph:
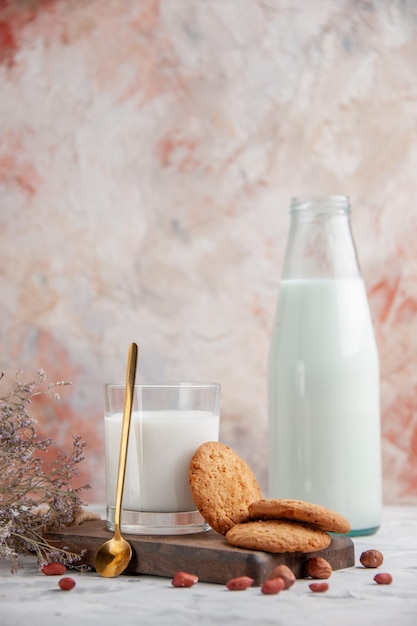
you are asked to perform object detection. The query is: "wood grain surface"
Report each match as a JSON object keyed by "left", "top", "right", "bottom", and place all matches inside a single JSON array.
[{"left": 44, "top": 520, "right": 355, "bottom": 585}]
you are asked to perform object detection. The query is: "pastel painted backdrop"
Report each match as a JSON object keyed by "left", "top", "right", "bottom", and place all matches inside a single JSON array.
[{"left": 1, "top": 0, "right": 416, "bottom": 504}]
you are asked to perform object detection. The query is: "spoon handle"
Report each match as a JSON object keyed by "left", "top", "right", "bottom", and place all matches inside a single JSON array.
[{"left": 114, "top": 342, "right": 138, "bottom": 539}]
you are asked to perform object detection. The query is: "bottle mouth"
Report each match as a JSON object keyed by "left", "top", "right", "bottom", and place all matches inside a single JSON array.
[{"left": 290, "top": 195, "right": 350, "bottom": 214}]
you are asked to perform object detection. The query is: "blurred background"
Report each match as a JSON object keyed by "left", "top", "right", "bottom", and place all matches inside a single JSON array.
[{"left": 0, "top": 0, "right": 416, "bottom": 505}]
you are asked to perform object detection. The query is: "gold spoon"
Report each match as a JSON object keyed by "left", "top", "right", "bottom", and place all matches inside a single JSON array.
[{"left": 95, "top": 342, "right": 138, "bottom": 578}]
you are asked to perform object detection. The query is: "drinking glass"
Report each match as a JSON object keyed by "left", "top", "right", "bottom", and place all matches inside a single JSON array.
[{"left": 104, "top": 381, "right": 220, "bottom": 534}]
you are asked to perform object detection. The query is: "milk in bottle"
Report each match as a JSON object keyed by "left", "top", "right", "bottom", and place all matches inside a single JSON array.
[{"left": 268, "top": 196, "right": 382, "bottom": 535}]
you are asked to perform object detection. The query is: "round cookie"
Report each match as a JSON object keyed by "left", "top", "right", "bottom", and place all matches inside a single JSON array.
[
  {"left": 225, "top": 520, "right": 331, "bottom": 553},
  {"left": 189, "top": 441, "right": 262, "bottom": 535},
  {"left": 248, "top": 499, "right": 351, "bottom": 534}
]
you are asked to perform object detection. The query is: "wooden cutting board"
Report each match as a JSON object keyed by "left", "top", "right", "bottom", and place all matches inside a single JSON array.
[{"left": 44, "top": 520, "right": 354, "bottom": 585}]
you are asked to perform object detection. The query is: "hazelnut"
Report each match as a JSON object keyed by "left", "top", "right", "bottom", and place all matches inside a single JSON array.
[
  {"left": 267, "top": 564, "right": 296, "bottom": 589},
  {"left": 306, "top": 557, "right": 332, "bottom": 579},
  {"left": 359, "top": 549, "right": 384, "bottom": 568}
]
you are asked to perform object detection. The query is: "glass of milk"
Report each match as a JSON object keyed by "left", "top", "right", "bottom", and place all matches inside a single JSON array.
[{"left": 104, "top": 381, "right": 220, "bottom": 534}]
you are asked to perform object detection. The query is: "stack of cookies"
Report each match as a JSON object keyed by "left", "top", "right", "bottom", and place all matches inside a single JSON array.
[{"left": 189, "top": 441, "right": 350, "bottom": 554}]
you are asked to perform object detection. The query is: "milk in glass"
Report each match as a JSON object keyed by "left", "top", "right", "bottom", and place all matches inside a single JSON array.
[
  {"left": 104, "top": 381, "right": 220, "bottom": 534},
  {"left": 105, "top": 409, "right": 219, "bottom": 512}
]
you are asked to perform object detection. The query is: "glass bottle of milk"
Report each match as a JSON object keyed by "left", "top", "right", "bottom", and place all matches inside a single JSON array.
[{"left": 268, "top": 195, "right": 382, "bottom": 535}]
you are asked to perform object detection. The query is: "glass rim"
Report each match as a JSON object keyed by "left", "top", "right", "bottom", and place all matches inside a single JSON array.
[
  {"left": 105, "top": 381, "right": 221, "bottom": 390},
  {"left": 290, "top": 194, "right": 350, "bottom": 213}
]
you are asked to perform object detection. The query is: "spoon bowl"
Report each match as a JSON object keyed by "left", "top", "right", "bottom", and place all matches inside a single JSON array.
[
  {"left": 94, "top": 534, "right": 132, "bottom": 577},
  {"left": 94, "top": 343, "right": 138, "bottom": 578}
]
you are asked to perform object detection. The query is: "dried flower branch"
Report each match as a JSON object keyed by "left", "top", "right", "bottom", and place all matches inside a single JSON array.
[{"left": 0, "top": 370, "right": 89, "bottom": 572}]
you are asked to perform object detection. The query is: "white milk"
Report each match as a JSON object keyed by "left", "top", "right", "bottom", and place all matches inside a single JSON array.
[
  {"left": 268, "top": 278, "right": 382, "bottom": 532},
  {"left": 105, "top": 410, "right": 219, "bottom": 512}
]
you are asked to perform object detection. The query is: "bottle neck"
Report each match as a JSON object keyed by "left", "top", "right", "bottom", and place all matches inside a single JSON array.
[
  {"left": 290, "top": 195, "right": 350, "bottom": 216},
  {"left": 282, "top": 196, "right": 361, "bottom": 280}
]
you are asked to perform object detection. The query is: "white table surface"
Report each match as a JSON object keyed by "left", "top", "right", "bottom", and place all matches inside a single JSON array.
[{"left": 1, "top": 505, "right": 416, "bottom": 626}]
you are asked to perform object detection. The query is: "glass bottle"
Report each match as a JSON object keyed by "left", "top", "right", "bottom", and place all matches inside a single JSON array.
[{"left": 268, "top": 195, "right": 382, "bottom": 535}]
